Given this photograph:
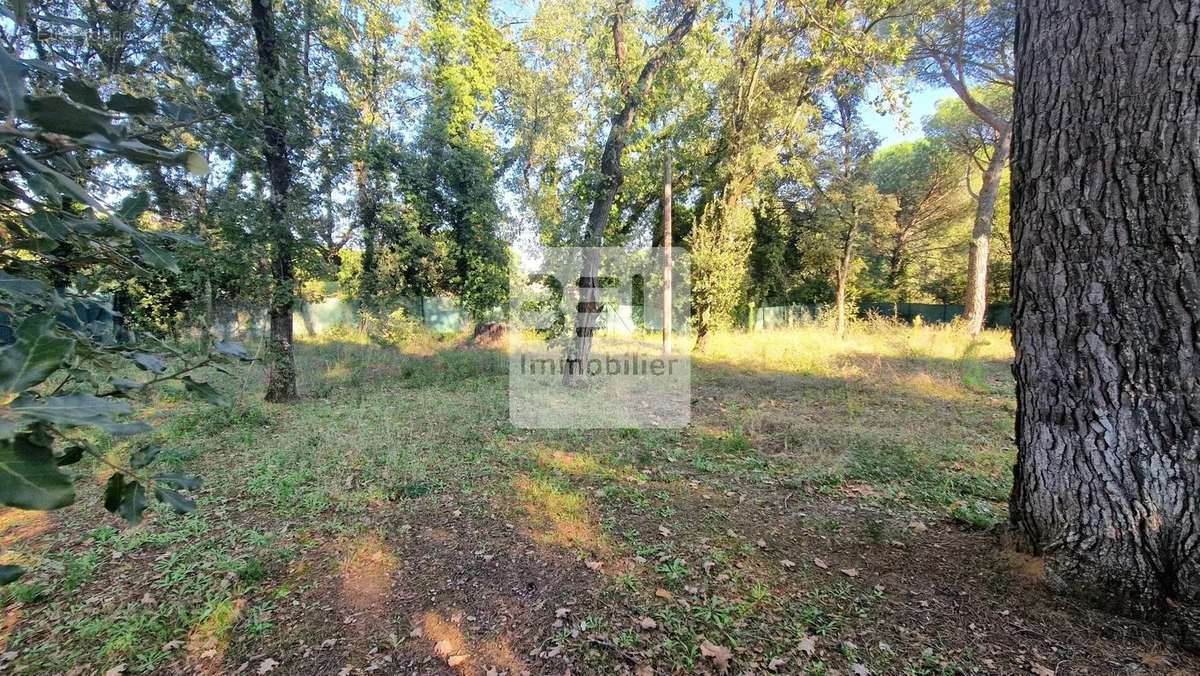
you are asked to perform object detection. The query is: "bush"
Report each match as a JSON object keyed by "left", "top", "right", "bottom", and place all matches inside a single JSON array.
[{"left": 359, "top": 308, "right": 423, "bottom": 347}]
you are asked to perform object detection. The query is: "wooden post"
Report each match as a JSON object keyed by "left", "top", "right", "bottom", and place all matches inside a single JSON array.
[{"left": 662, "top": 147, "right": 673, "bottom": 356}]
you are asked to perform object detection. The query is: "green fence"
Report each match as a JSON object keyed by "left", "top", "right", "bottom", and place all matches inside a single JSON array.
[{"left": 751, "top": 302, "right": 1012, "bottom": 330}]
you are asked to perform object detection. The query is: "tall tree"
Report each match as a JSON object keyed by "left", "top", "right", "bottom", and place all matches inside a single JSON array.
[
  {"left": 1009, "top": 0, "right": 1200, "bottom": 627},
  {"left": 251, "top": 0, "right": 298, "bottom": 401},
  {"left": 808, "top": 88, "right": 891, "bottom": 337},
  {"left": 417, "top": 0, "right": 509, "bottom": 322},
  {"left": 907, "top": 0, "right": 1013, "bottom": 334},
  {"left": 563, "top": 0, "right": 698, "bottom": 381},
  {"left": 868, "top": 138, "right": 970, "bottom": 306}
]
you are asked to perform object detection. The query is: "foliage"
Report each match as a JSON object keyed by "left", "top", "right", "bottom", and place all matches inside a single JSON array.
[{"left": 0, "top": 29, "right": 248, "bottom": 584}]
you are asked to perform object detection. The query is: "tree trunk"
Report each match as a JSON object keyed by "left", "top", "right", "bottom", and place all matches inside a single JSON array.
[
  {"left": 251, "top": 0, "right": 297, "bottom": 403},
  {"left": 834, "top": 225, "right": 855, "bottom": 339},
  {"left": 962, "top": 124, "right": 1011, "bottom": 335},
  {"left": 662, "top": 147, "right": 673, "bottom": 356},
  {"left": 1009, "top": 0, "right": 1200, "bottom": 631}
]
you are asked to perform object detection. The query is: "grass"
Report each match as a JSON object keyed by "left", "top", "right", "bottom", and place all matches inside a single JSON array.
[{"left": 2, "top": 320, "right": 1184, "bottom": 674}]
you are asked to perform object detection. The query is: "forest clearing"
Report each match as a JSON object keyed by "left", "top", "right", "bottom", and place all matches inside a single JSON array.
[{"left": 2, "top": 324, "right": 1196, "bottom": 674}]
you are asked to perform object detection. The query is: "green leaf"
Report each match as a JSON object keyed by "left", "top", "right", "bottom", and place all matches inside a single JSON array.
[
  {"left": 132, "top": 235, "right": 179, "bottom": 273},
  {"left": 183, "top": 152, "right": 209, "bottom": 177},
  {"left": 106, "top": 93, "right": 156, "bottom": 115},
  {"left": 129, "top": 443, "right": 163, "bottom": 469},
  {"left": 108, "top": 377, "right": 143, "bottom": 395},
  {"left": 56, "top": 442, "right": 87, "bottom": 466},
  {"left": 63, "top": 78, "right": 103, "bottom": 109},
  {"left": 0, "top": 313, "right": 74, "bottom": 393},
  {"left": 103, "top": 473, "right": 147, "bottom": 524},
  {"left": 0, "top": 48, "right": 28, "bottom": 115},
  {"left": 26, "top": 95, "right": 116, "bottom": 139},
  {"left": 0, "top": 434, "right": 75, "bottom": 510},
  {"left": 132, "top": 352, "right": 166, "bottom": 374},
  {"left": 213, "top": 341, "right": 254, "bottom": 362},
  {"left": 152, "top": 472, "right": 200, "bottom": 491},
  {"left": 0, "top": 564, "right": 25, "bottom": 585},
  {"left": 0, "top": 272, "right": 50, "bottom": 304},
  {"left": 9, "top": 393, "right": 151, "bottom": 436},
  {"left": 214, "top": 86, "right": 243, "bottom": 114},
  {"left": 116, "top": 192, "right": 150, "bottom": 222},
  {"left": 153, "top": 485, "right": 195, "bottom": 514},
  {"left": 182, "top": 376, "right": 226, "bottom": 406}
]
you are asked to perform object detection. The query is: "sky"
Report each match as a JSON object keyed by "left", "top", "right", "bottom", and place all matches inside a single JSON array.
[{"left": 860, "top": 85, "right": 956, "bottom": 148}]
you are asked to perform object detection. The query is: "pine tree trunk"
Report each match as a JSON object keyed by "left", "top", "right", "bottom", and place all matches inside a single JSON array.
[
  {"left": 1009, "top": 0, "right": 1200, "bottom": 630},
  {"left": 962, "top": 125, "right": 1011, "bottom": 335},
  {"left": 251, "top": 0, "right": 297, "bottom": 403}
]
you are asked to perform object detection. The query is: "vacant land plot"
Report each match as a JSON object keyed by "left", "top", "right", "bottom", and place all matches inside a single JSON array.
[{"left": 1, "top": 325, "right": 1194, "bottom": 674}]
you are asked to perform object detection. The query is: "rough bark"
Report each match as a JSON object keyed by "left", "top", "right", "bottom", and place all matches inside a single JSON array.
[
  {"left": 251, "top": 0, "right": 297, "bottom": 402},
  {"left": 1009, "top": 0, "right": 1200, "bottom": 631},
  {"left": 962, "top": 125, "right": 1011, "bottom": 335},
  {"left": 564, "top": 0, "right": 697, "bottom": 383}
]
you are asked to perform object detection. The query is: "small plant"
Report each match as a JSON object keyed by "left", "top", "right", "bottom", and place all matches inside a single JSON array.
[
  {"left": 656, "top": 558, "right": 689, "bottom": 585},
  {"left": 951, "top": 500, "right": 1002, "bottom": 530}
]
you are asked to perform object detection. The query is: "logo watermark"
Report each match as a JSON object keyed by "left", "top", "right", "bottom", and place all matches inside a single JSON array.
[{"left": 508, "top": 247, "right": 691, "bottom": 428}]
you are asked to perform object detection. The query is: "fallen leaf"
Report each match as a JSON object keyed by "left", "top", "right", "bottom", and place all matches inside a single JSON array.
[
  {"left": 104, "top": 666, "right": 126, "bottom": 676},
  {"left": 813, "top": 558, "right": 828, "bottom": 569},
  {"left": 257, "top": 658, "right": 279, "bottom": 674},
  {"left": 756, "top": 539, "right": 767, "bottom": 548},
  {"left": 780, "top": 559, "right": 796, "bottom": 569},
  {"left": 434, "top": 639, "right": 454, "bottom": 657},
  {"left": 585, "top": 560, "right": 603, "bottom": 571},
  {"left": 841, "top": 568, "right": 859, "bottom": 578},
  {"left": 161, "top": 640, "right": 183, "bottom": 652},
  {"left": 1030, "top": 665, "right": 1055, "bottom": 676},
  {"left": 555, "top": 607, "right": 570, "bottom": 618},
  {"left": 798, "top": 635, "right": 817, "bottom": 656},
  {"left": 659, "top": 526, "right": 673, "bottom": 537},
  {"left": 638, "top": 616, "right": 658, "bottom": 630},
  {"left": 699, "top": 639, "right": 733, "bottom": 672},
  {"left": 654, "top": 588, "right": 673, "bottom": 599},
  {"left": 768, "top": 656, "right": 789, "bottom": 670},
  {"left": 447, "top": 654, "right": 469, "bottom": 667},
  {"left": 410, "top": 625, "right": 425, "bottom": 638},
  {"left": 852, "top": 664, "right": 870, "bottom": 676},
  {"left": 908, "top": 520, "right": 928, "bottom": 533}
]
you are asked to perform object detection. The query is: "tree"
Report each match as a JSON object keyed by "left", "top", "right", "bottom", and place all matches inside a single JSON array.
[
  {"left": 250, "top": 0, "right": 299, "bottom": 402},
  {"left": 1008, "top": 0, "right": 1200, "bottom": 629},
  {"left": 0, "top": 10, "right": 250, "bottom": 582},
  {"left": 906, "top": 0, "right": 1013, "bottom": 334},
  {"left": 801, "top": 87, "right": 892, "bottom": 337},
  {"left": 868, "top": 138, "right": 970, "bottom": 306},
  {"left": 415, "top": 0, "right": 510, "bottom": 323},
  {"left": 563, "top": 0, "right": 699, "bottom": 382}
]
